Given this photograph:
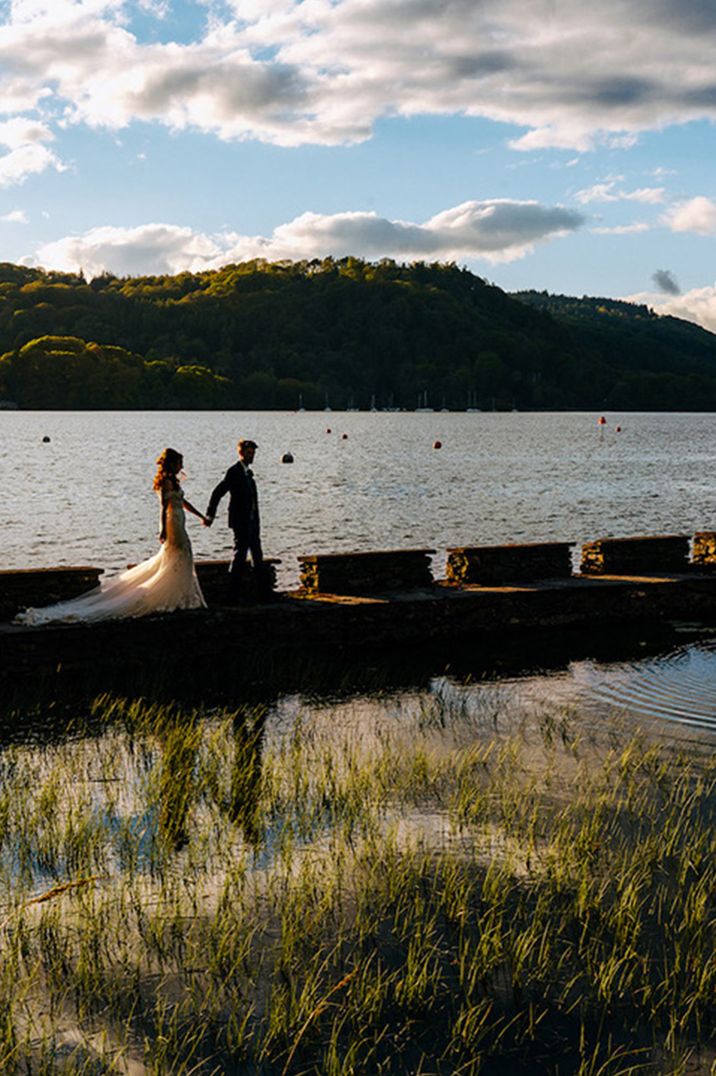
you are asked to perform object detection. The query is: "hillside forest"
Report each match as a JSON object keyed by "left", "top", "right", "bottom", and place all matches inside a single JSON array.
[{"left": 1, "top": 259, "right": 715, "bottom": 410}]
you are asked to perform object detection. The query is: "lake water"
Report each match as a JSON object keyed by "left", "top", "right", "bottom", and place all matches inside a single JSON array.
[{"left": 3, "top": 409, "right": 716, "bottom": 584}]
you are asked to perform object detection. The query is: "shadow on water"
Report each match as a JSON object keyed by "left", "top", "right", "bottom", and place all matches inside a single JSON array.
[{"left": 2, "top": 618, "right": 713, "bottom": 746}]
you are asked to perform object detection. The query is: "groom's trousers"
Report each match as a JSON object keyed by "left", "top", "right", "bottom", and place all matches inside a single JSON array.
[{"left": 229, "top": 524, "right": 265, "bottom": 601}]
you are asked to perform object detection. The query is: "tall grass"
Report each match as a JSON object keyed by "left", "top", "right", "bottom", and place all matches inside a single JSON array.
[{"left": 0, "top": 687, "right": 713, "bottom": 1073}]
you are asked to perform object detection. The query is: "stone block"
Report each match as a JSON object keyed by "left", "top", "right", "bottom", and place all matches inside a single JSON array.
[
  {"left": 446, "top": 542, "right": 573, "bottom": 585},
  {"left": 195, "top": 559, "right": 280, "bottom": 604},
  {"left": 298, "top": 549, "right": 435, "bottom": 595},
  {"left": 0, "top": 566, "right": 103, "bottom": 621},
  {"left": 580, "top": 535, "right": 690, "bottom": 575},
  {"left": 692, "top": 531, "right": 716, "bottom": 568}
]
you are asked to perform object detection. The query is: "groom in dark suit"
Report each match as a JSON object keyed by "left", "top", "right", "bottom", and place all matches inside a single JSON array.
[{"left": 205, "top": 439, "right": 265, "bottom": 603}]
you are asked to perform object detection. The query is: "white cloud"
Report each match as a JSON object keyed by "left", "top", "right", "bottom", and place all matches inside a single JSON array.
[
  {"left": 626, "top": 283, "right": 716, "bottom": 334},
  {"left": 35, "top": 223, "right": 223, "bottom": 277},
  {"left": 32, "top": 199, "right": 585, "bottom": 275},
  {"left": 1, "top": 208, "right": 28, "bottom": 222},
  {"left": 0, "top": 143, "right": 64, "bottom": 186},
  {"left": 3, "top": 0, "right": 716, "bottom": 149},
  {"left": 137, "top": 0, "right": 169, "bottom": 15},
  {"left": 0, "top": 118, "right": 65, "bottom": 186},
  {"left": 665, "top": 196, "right": 716, "bottom": 236},
  {"left": 575, "top": 180, "right": 665, "bottom": 205},
  {"left": 0, "top": 118, "right": 54, "bottom": 148},
  {"left": 575, "top": 182, "right": 619, "bottom": 204},
  {"left": 592, "top": 222, "right": 649, "bottom": 234},
  {"left": 509, "top": 127, "right": 594, "bottom": 153},
  {"left": 624, "top": 187, "right": 665, "bottom": 204}
]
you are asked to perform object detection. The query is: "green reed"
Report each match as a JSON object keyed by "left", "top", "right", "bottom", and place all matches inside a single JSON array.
[{"left": 0, "top": 688, "right": 713, "bottom": 1074}]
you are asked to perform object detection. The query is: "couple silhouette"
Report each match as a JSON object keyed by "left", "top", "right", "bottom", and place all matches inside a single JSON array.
[{"left": 16, "top": 439, "right": 265, "bottom": 626}]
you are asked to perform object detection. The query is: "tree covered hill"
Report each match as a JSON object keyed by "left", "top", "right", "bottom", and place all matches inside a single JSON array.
[
  {"left": 1, "top": 259, "right": 715, "bottom": 409},
  {"left": 514, "top": 290, "right": 716, "bottom": 384}
]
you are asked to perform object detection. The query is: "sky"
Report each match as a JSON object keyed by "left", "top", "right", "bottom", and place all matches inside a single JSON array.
[{"left": 1, "top": 0, "right": 716, "bottom": 330}]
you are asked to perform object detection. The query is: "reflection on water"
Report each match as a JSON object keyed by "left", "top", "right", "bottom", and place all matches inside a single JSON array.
[
  {"left": 3, "top": 625, "right": 716, "bottom": 746},
  {"left": 565, "top": 640, "right": 716, "bottom": 733},
  {"left": 0, "top": 634, "right": 713, "bottom": 1072},
  {"left": 1, "top": 636, "right": 713, "bottom": 897},
  {"left": 518, "top": 632, "right": 714, "bottom": 735},
  {"left": 268, "top": 638, "right": 716, "bottom": 750}
]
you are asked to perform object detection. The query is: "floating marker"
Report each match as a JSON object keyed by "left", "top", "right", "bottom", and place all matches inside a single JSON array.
[
  {"left": 326, "top": 428, "right": 332, "bottom": 434},
  {"left": 42, "top": 435, "right": 51, "bottom": 443},
  {"left": 281, "top": 451, "right": 294, "bottom": 464},
  {"left": 341, "top": 433, "right": 348, "bottom": 440},
  {"left": 598, "top": 415, "right": 607, "bottom": 426},
  {"left": 433, "top": 440, "right": 442, "bottom": 449},
  {"left": 616, "top": 426, "right": 622, "bottom": 433}
]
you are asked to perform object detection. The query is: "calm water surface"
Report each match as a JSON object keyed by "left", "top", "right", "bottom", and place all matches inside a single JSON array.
[{"left": 3, "top": 409, "right": 716, "bottom": 582}]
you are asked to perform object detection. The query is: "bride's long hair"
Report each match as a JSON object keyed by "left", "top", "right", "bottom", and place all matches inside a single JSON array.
[{"left": 153, "top": 447, "right": 183, "bottom": 492}]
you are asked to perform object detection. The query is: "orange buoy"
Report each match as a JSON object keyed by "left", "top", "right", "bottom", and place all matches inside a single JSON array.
[
  {"left": 598, "top": 415, "right": 607, "bottom": 426},
  {"left": 341, "top": 433, "right": 348, "bottom": 440},
  {"left": 615, "top": 425, "right": 622, "bottom": 433},
  {"left": 326, "top": 428, "right": 332, "bottom": 434},
  {"left": 433, "top": 440, "right": 442, "bottom": 449}
]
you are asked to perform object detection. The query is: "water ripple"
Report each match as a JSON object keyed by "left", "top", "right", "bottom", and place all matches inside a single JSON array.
[{"left": 572, "top": 643, "right": 716, "bottom": 732}]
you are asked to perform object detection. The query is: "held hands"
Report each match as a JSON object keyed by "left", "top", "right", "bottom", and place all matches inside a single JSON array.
[{"left": 203, "top": 515, "right": 213, "bottom": 528}]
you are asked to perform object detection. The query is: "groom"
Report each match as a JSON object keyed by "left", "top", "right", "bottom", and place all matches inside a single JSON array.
[{"left": 205, "top": 439, "right": 265, "bottom": 604}]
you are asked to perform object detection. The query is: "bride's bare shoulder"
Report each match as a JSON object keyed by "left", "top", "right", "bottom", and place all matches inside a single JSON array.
[{"left": 159, "top": 477, "right": 179, "bottom": 499}]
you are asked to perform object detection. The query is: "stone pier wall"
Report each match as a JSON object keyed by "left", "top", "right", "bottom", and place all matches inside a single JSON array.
[
  {"left": 446, "top": 542, "right": 573, "bottom": 585},
  {"left": 2, "top": 527, "right": 716, "bottom": 620},
  {"left": 580, "top": 535, "right": 690, "bottom": 576},
  {"left": 0, "top": 566, "right": 103, "bottom": 621},
  {"left": 298, "top": 549, "right": 434, "bottom": 596}
]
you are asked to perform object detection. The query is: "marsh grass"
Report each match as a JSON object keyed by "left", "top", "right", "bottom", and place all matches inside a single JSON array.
[{"left": 0, "top": 686, "right": 713, "bottom": 1074}]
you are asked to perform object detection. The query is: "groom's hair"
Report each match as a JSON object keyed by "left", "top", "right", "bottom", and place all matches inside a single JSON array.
[{"left": 238, "top": 439, "right": 257, "bottom": 452}]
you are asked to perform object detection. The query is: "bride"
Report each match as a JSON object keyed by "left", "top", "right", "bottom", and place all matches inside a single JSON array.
[{"left": 15, "top": 448, "right": 208, "bottom": 626}]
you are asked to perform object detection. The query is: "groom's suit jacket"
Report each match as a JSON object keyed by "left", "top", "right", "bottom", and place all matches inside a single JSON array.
[{"left": 207, "top": 462, "right": 260, "bottom": 537}]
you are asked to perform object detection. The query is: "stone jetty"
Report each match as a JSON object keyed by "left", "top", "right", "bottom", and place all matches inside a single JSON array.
[{"left": 3, "top": 531, "right": 716, "bottom": 689}]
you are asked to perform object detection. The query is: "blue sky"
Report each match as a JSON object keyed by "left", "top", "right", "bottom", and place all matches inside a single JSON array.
[{"left": 1, "top": 0, "right": 716, "bottom": 330}]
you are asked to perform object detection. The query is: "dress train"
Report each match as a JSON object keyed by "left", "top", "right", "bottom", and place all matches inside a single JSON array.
[{"left": 15, "top": 488, "right": 206, "bottom": 626}]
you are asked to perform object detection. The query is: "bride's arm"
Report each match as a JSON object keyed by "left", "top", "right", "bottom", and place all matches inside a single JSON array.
[
  {"left": 183, "top": 497, "right": 208, "bottom": 524},
  {"left": 159, "top": 489, "right": 169, "bottom": 542}
]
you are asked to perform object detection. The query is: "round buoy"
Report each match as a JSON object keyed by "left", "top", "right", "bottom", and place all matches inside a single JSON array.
[
  {"left": 433, "top": 440, "right": 442, "bottom": 449},
  {"left": 597, "top": 415, "right": 607, "bottom": 426},
  {"left": 341, "top": 433, "right": 348, "bottom": 440},
  {"left": 326, "top": 428, "right": 332, "bottom": 434},
  {"left": 615, "top": 425, "right": 622, "bottom": 433},
  {"left": 42, "top": 435, "right": 51, "bottom": 443},
  {"left": 281, "top": 452, "right": 294, "bottom": 464}
]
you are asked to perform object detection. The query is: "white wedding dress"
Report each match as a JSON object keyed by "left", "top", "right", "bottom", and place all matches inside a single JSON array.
[{"left": 15, "top": 487, "right": 207, "bottom": 626}]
